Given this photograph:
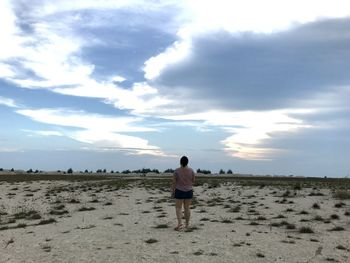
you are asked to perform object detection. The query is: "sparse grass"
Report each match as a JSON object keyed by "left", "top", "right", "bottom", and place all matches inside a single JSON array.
[
  {"left": 329, "top": 226, "right": 345, "bottom": 231},
  {"left": 299, "top": 210, "right": 309, "bottom": 215},
  {"left": 16, "top": 223, "right": 27, "bottom": 228},
  {"left": 193, "top": 249, "right": 204, "bottom": 256},
  {"left": 41, "top": 244, "right": 51, "bottom": 252},
  {"left": 228, "top": 206, "right": 241, "bottom": 213},
  {"left": 275, "top": 214, "right": 286, "bottom": 219},
  {"left": 78, "top": 207, "right": 95, "bottom": 212},
  {"left": 145, "top": 238, "right": 158, "bottom": 244},
  {"left": 333, "top": 190, "right": 350, "bottom": 200},
  {"left": 220, "top": 217, "right": 233, "bottom": 223},
  {"left": 38, "top": 218, "right": 56, "bottom": 225},
  {"left": 313, "top": 215, "right": 324, "bottom": 221},
  {"left": 184, "top": 226, "right": 199, "bottom": 232},
  {"left": 336, "top": 245, "right": 346, "bottom": 250},
  {"left": 334, "top": 202, "right": 345, "bottom": 208},
  {"left": 154, "top": 224, "right": 168, "bottom": 229},
  {"left": 312, "top": 203, "right": 321, "bottom": 209},
  {"left": 299, "top": 226, "right": 314, "bottom": 233},
  {"left": 13, "top": 210, "right": 41, "bottom": 220},
  {"left": 49, "top": 209, "right": 69, "bottom": 215},
  {"left": 68, "top": 199, "right": 80, "bottom": 204},
  {"left": 330, "top": 214, "right": 339, "bottom": 220},
  {"left": 308, "top": 192, "right": 324, "bottom": 196}
]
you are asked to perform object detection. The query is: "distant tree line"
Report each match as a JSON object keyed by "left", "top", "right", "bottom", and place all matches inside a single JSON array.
[
  {"left": 1, "top": 167, "right": 234, "bottom": 175},
  {"left": 196, "top": 168, "right": 211, "bottom": 174}
]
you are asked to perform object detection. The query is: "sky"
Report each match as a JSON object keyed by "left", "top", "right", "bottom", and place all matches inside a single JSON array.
[{"left": 0, "top": 0, "right": 349, "bottom": 177}]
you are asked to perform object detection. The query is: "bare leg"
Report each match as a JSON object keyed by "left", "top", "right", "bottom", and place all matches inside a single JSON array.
[
  {"left": 184, "top": 199, "right": 192, "bottom": 228},
  {"left": 175, "top": 199, "right": 184, "bottom": 228}
]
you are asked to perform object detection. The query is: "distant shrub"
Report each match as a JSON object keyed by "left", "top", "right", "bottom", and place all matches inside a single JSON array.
[
  {"left": 312, "top": 203, "right": 321, "bottom": 209},
  {"left": 299, "top": 226, "right": 314, "bottom": 233},
  {"left": 293, "top": 183, "right": 302, "bottom": 191},
  {"left": 163, "top": 168, "right": 174, "bottom": 173},
  {"left": 219, "top": 169, "right": 225, "bottom": 174},
  {"left": 333, "top": 190, "right": 350, "bottom": 200},
  {"left": 27, "top": 169, "right": 33, "bottom": 174},
  {"left": 122, "top": 170, "right": 131, "bottom": 174},
  {"left": 67, "top": 168, "right": 73, "bottom": 174},
  {"left": 227, "top": 169, "right": 233, "bottom": 174},
  {"left": 197, "top": 169, "right": 211, "bottom": 174}
]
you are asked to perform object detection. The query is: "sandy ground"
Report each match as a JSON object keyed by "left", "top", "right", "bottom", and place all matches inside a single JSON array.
[{"left": 0, "top": 179, "right": 349, "bottom": 263}]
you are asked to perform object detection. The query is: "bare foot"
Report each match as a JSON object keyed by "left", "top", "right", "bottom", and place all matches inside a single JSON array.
[{"left": 174, "top": 224, "right": 183, "bottom": 231}]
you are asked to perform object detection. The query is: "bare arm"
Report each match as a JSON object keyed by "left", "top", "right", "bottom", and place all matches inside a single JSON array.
[{"left": 172, "top": 173, "right": 176, "bottom": 193}]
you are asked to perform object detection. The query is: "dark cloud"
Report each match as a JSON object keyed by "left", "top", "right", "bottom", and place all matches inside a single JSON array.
[
  {"left": 154, "top": 18, "right": 350, "bottom": 110},
  {"left": 81, "top": 25, "right": 176, "bottom": 83}
]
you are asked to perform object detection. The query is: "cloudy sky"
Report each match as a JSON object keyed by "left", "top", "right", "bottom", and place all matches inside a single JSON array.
[{"left": 0, "top": 0, "right": 349, "bottom": 177}]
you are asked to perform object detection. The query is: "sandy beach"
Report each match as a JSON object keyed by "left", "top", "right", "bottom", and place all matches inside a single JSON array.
[{"left": 0, "top": 175, "right": 349, "bottom": 263}]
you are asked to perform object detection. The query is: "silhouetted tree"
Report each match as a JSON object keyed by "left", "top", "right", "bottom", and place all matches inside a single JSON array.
[
  {"left": 27, "top": 169, "right": 33, "bottom": 173},
  {"left": 227, "top": 169, "right": 233, "bottom": 174},
  {"left": 219, "top": 169, "right": 225, "bottom": 174},
  {"left": 84, "top": 169, "right": 89, "bottom": 173},
  {"left": 197, "top": 168, "right": 211, "bottom": 174},
  {"left": 67, "top": 168, "right": 73, "bottom": 174},
  {"left": 164, "top": 168, "right": 175, "bottom": 173}
]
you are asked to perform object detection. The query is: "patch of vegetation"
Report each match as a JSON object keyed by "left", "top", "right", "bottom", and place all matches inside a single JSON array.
[
  {"left": 312, "top": 203, "right": 321, "bottom": 209},
  {"left": 220, "top": 217, "right": 233, "bottom": 223},
  {"left": 299, "top": 226, "right": 314, "bottom": 233},
  {"left": 38, "top": 218, "right": 57, "bottom": 225},
  {"left": 193, "top": 249, "right": 204, "bottom": 256},
  {"left": 328, "top": 226, "right": 345, "bottom": 231},
  {"left": 78, "top": 207, "right": 95, "bottom": 212},
  {"left": 333, "top": 190, "right": 350, "bottom": 200},
  {"left": 330, "top": 214, "right": 339, "bottom": 220},
  {"left": 145, "top": 238, "right": 158, "bottom": 244},
  {"left": 299, "top": 210, "right": 309, "bottom": 215},
  {"left": 154, "top": 224, "right": 168, "bottom": 229}
]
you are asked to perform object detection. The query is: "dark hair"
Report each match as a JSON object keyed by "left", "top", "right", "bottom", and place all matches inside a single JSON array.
[{"left": 180, "top": 156, "right": 189, "bottom": 167}]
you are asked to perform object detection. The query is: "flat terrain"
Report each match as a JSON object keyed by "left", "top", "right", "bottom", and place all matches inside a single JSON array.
[{"left": 0, "top": 174, "right": 349, "bottom": 262}]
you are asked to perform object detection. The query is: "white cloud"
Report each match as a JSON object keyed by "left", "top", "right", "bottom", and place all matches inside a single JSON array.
[
  {"left": 2, "top": 0, "right": 347, "bottom": 162},
  {"left": 16, "top": 108, "right": 156, "bottom": 133},
  {"left": 143, "top": 0, "right": 350, "bottom": 82},
  {"left": 0, "top": 96, "right": 19, "bottom": 108},
  {"left": 22, "top": 130, "right": 64, "bottom": 137},
  {"left": 16, "top": 108, "right": 166, "bottom": 156},
  {"left": 161, "top": 109, "right": 313, "bottom": 159}
]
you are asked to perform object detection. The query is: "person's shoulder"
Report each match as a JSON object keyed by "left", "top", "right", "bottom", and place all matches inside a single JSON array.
[
  {"left": 187, "top": 167, "right": 195, "bottom": 173},
  {"left": 174, "top": 167, "right": 182, "bottom": 174}
]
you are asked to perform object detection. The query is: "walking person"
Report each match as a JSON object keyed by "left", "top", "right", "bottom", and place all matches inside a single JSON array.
[{"left": 172, "top": 156, "right": 195, "bottom": 230}]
